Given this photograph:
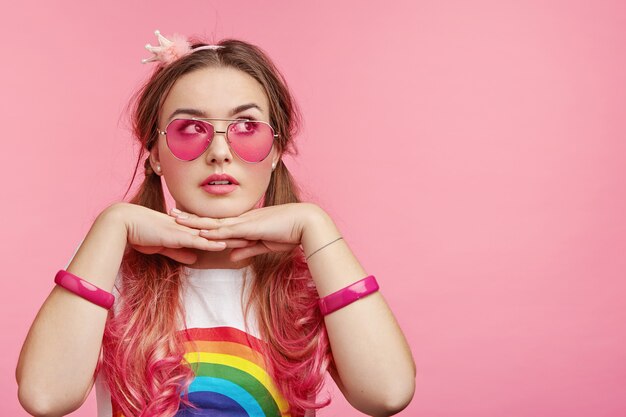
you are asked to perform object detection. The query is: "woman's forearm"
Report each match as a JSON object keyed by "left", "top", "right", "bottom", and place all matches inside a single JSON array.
[
  {"left": 16, "top": 205, "right": 127, "bottom": 416},
  {"left": 301, "top": 205, "right": 416, "bottom": 417}
]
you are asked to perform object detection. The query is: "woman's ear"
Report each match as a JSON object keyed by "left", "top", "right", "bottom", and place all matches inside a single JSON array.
[
  {"left": 271, "top": 151, "right": 281, "bottom": 171},
  {"left": 149, "top": 147, "right": 162, "bottom": 175}
]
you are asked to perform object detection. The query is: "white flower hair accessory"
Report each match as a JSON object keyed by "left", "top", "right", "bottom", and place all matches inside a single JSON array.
[{"left": 141, "top": 29, "right": 223, "bottom": 66}]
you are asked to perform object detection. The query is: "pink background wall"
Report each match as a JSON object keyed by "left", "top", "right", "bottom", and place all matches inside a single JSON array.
[{"left": 2, "top": 0, "right": 625, "bottom": 416}]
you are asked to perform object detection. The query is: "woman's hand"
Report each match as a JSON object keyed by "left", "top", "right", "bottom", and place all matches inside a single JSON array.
[
  {"left": 168, "top": 202, "right": 325, "bottom": 262},
  {"left": 109, "top": 202, "right": 251, "bottom": 264}
]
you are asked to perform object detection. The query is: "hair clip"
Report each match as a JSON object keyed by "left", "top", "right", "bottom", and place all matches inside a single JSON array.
[{"left": 141, "top": 30, "right": 223, "bottom": 65}]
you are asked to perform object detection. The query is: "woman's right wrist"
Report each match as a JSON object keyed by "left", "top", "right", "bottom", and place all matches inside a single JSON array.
[
  {"left": 64, "top": 204, "right": 129, "bottom": 291},
  {"left": 100, "top": 202, "right": 130, "bottom": 234}
]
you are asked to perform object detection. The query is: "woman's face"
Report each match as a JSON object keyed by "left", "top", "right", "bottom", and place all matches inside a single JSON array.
[{"left": 150, "top": 66, "right": 280, "bottom": 218}]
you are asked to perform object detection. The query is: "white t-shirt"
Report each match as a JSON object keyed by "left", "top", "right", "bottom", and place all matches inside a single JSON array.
[{"left": 94, "top": 265, "right": 295, "bottom": 417}]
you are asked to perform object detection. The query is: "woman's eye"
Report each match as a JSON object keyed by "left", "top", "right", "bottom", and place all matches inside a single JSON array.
[
  {"left": 179, "top": 120, "right": 208, "bottom": 135},
  {"left": 233, "top": 121, "right": 258, "bottom": 134},
  {"left": 193, "top": 123, "right": 207, "bottom": 133}
]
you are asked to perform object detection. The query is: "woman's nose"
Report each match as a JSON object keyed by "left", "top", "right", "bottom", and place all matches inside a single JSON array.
[{"left": 205, "top": 130, "right": 233, "bottom": 164}]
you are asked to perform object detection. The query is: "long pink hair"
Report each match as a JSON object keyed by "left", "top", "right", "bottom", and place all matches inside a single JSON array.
[{"left": 95, "top": 38, "right": 334, "bottom": 416}]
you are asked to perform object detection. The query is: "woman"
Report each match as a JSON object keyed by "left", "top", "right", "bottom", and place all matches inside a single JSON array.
[{"left": 16, "top": 30, "right": 416, "bottom": 417}]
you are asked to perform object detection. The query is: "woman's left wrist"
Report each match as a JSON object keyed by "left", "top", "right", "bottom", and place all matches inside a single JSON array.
[{"left": 300, "top": 204, "right": 340, "bottom": 257}]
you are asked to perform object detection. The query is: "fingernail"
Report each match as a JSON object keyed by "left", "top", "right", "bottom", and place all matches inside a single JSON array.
[{"left": 172, "top": 208, "right": 188, "bottom": 218}]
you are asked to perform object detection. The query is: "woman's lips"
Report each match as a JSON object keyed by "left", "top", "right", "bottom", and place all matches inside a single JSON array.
[
  {"left": 201, "top": 173, "right": 239, "bottom": 185},
  {"left": 201, "top": 184, "right": 238, "bottom": 195}
]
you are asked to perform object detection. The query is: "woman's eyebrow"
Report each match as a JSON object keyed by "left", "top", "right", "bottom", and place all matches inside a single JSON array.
[
  {"left": 229, "top": 103, "right": 262, "bottom": 116},
  {"left": 166, "top": 103, "right": 263, "bottom": 122}
]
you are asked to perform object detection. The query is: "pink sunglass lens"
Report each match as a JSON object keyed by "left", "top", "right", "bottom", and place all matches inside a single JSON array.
[
  {"left": 166, "top": 119, "right": 212, "bottom": 161},
  {"left": 228, "top": 121, "right": 274, "bottom": 162}
]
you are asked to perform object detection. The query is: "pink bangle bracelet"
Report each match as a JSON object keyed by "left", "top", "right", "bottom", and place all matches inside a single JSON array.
[
  {"left": 318, "top": 275, "right": 379, "bottom": 316},
  {"left": 54, "top": 270, "right": 115, "bottom": 310}
]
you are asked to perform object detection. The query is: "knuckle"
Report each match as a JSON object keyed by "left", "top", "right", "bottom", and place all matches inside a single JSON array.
[{"left": 213, "top": 225, "right": 228, "bottom": 236}]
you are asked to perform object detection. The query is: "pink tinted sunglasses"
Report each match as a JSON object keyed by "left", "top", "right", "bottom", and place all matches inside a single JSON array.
[{"left": 158, "top": 117, "right": 279, "bottom": 163}]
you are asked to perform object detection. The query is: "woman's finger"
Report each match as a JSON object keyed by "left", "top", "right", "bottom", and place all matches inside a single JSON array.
[
  {"left": 229, "top": 241, "right": 299, "bottom": 262},
  {"left": 158, "top": 247, "right": 199, "bottom": 264},
  {"left": 229, "top": 242, "right": 272, "bottom": 262},
  {"left": 130, "top": 245, "right": 200, "bottom": 264},
  {"left": 168, "top": 231, "right": 228, "bottom": 251},
  {"left": 217, "top": 238, "right": 257, "bottom": 249},
  {"left": 198, "top": 221, "right": 257, "bottom": 241},
  {"left": 173, "top": 227, "right": 253, "bottom": 250},
  {"left": 132, "top": 234, "right": 227, "bottom": 254},
  {"left": 170, "top": 209, "right": 240, "bottom": 230}
]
